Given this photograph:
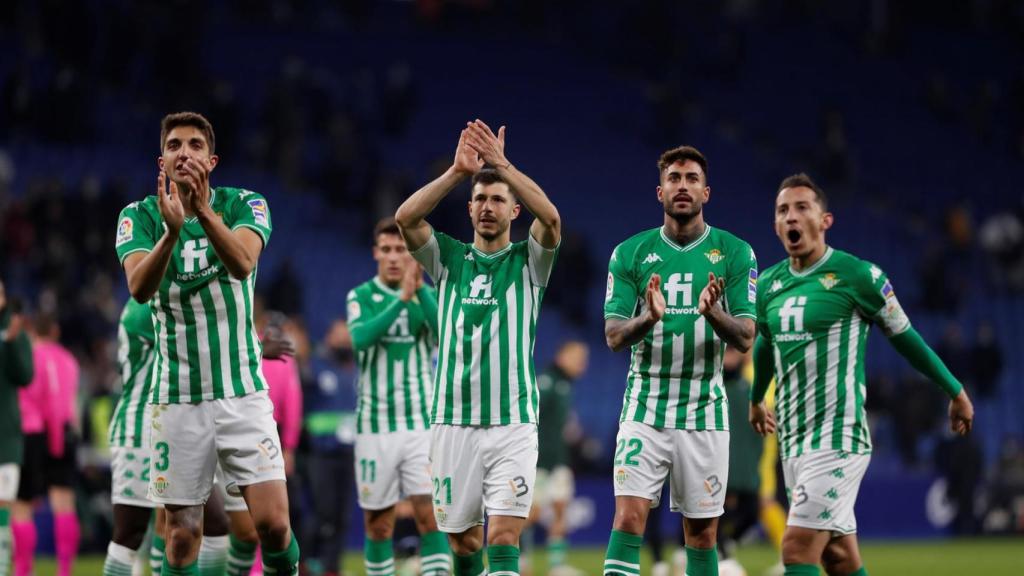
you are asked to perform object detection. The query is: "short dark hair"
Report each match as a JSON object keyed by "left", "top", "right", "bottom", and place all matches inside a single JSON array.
[
  {"left": 470, "top": 168, "right": 518, "bottom": 202},
  {"left": 373, "top": 216, "right": 401, "bottom": 243},
  {"left": 658, "top": 146, "right": 709, "bottom": 182},
  {"left": 778, "top": 173, "right": 828, "bottom": 210},
  {"left": 160, "top": 111, "right": 216, "bottom": 154}
]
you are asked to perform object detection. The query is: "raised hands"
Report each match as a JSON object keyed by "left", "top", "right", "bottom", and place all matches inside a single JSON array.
[
  {"left": 645, "top": 274, "right": 666, "bottom": 323},
  {"left": 698, "top": 272, "right": 726, "bottom": 315},
  {"left": 157, "top": 170, "right": 185, "bottom": 234},
  {"left": 464, "top": 120, "right": 509, "bottom": 168},
  {"left": 179, "top": 157, "right": 213, "bottom": 215},
  {"left": 453, "top": 129, "right": 485, "bottom": 175},
  {"left": 400, "top": 262, "right": 424, "bottom": 302}
]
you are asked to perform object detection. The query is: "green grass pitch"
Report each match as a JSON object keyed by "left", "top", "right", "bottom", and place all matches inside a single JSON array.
[{"left": 38, "top": 538, "right": 1022, "bottom": 575}]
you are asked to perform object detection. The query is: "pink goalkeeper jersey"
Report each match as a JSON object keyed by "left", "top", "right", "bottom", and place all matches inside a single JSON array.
[
  {"left": 262, "top": 355, "right": 302, "bottom": 451},
  {"left": 19, "top": 340, "right": 79, "bottom": 455}
]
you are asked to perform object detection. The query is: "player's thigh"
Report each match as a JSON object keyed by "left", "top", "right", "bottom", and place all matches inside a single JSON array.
[
  {"left": 398, "top": 429, "right": 433, "bottom": 499},
  {"left": 669, "top": 429, "right": 729, "bottom": 518},
  {"left": 354, "top": 433, "right": 402, "bottom": 510},
  {"left": 149, "top": 403, "right": 217, "bottom": 506},
  {"left": 214, "top": 391, "right": 287, "bottom": 492},
  {"left": 0, "top": 463, "right": 20, "bottom": 503},
  {"left": 783, "top": 450, "right": 870, "bottom": 536},
  {"left": 533, "top": 468, "right": 552, "bottom": 510},
  {"left": 111, "top": 446, "right": 158, "bottom": 509},
  {"left": 613, "top": 421, "right": 673, "bottom": 506},
  {"left": 481, "top": 424, "right": 538, "bottom": 519},
  {"left": 549, "top": 465, "right": 575, "bottom": 503},
  {"left": 429, "top": 424, "right": 485, "bottom": 533}
]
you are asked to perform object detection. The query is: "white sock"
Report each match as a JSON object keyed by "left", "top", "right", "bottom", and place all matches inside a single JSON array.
[
  {"left": 198, "top": 535, "right": 229, "bottom": 575},
  {"left": 103, "top": 542, "right": 138, "bottom": 576}
]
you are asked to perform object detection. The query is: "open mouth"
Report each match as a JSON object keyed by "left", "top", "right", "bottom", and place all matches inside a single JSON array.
[{"left": 787, "top": 229, "right": 802, "bottom": 243}]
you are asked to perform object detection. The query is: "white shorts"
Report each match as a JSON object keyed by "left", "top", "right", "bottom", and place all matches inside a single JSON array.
[
  {"left": 430, "top": 424, "right": 538, "bottom": 533},
  {"left": 612, "top": 421, "right": 729, "bottom": 518},
  {"left": 215, "top": 465, "right": 249, "bottom": 513},
  {"left": 355, "top": 430, "right": 432, "bottom": 510},
  {"left": 148, "top": 391, "right": 286, "bottom": 506},
  {"left": 782, "top": 450, "right": 870, "bottom": 536},
  {"left": 0, "top": 463, "right": 20, "bottom": 501},
  {"left": 535, "top": 465, "right": 574, "bottom": 508},
  {"left": 111, "top": 446, "right": 157, "bottom": 508}
]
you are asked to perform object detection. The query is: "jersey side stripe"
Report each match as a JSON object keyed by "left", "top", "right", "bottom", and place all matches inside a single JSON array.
[
  {"left": 488, "top": 308, "right": 502, "bottom": 423},
  {"left": 506, "top": 282, "right": 521, "bottom": 424}
]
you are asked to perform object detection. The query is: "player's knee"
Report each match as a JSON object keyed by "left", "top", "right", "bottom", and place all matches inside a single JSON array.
[
  {"left": 255, "top": 516, "right": 291, "bottom": 549},
  {"left": 487, "top": 526, "right": 519, "bottom": 547},
  {"left": 111, "top": 528, "right": 146, "bottom": 551},
  {"left": 166, "top": 522, "right": 201, "bottom": 560},
  {"left": 612, "top": 507, "right": 646, "bottom": 534},
  {"left": 366, "top": 518, "right": 395, "bottom": 541},
  {"left": 449, "top": 532, "right": 483, "bottom": 555}
]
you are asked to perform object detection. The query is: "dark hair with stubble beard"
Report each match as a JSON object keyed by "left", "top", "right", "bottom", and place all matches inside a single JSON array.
[
  {"left": 778, "top": 173, "right": 828, "bottom": 210},
  {"left": 658, "top": 146, "right": 708, "bottom": 183},
  {"left": 471, "top": 168, "right": 518, "bottom": 203},
  {"left": 160, "top": 111, "right": 216, "bottom": 154}
]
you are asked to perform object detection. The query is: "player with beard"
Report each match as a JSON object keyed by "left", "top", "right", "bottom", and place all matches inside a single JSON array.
[
  {"left": 396, "top": 120, "right": 561, "bottom": 576},
  {"left": 748, "top": 174, "right": 974, "bottom": 576},
  {"left": 602, "top": 146, "right": 758, "bottom": 576}
]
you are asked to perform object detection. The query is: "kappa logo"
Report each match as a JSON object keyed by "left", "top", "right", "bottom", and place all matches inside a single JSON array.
[
  {"left": 870, "top": 265, "right": 882, "bottom": 282},
  {"left": 465, "top": 252, "right": 475, "bottom": 261},
  {"left": 819, "top": 273, "right": 841, "bottom": 290},
  {"left": 769, "top": 279, "right": 783, "bottom": 293},
  {"left": 463, "top": 274, "right": 498, "bottom": 305},
  {"left": 371, "top": 293, "right": 385, "bottom": 303},
  {"left": 642, "top": 253, "right": 662, "bottom": 265},
  {"left": 705, "top": 249, "right": 725, "bottom": 264}
]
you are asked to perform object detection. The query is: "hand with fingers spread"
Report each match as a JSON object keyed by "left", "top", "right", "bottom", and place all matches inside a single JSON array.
[
  {"left": 453, "top": 129, "right": 485, "bottom": 175},
  {"left": 156, "top": 171, "right": 185, "bottom": 234},
  {"left": 464, "top": 119, "right": 509, "bottom": 168},
  {"left": 949, "top": 390, "right": 974, "bottom": 436},
  {"left": 645, "top": 274, "right": 666, "bottom": 323},
  {"left": 749, "top": 401, "right": 777, "bottom": 436},
  {"left": 181, "top": 157, "right": 214, "bottom": 216},
  {"left": 698, "top": 272, "right": 726, "bottom": 315}
]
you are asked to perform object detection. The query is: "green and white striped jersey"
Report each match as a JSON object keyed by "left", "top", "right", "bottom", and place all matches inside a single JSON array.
[
  {"left": 114, "top": 187, "right": 271, "bottom": 404},
  {"left": 604, "top": 225, "right": 757, "bottom": 431},
  {"left": 411, "top": 231, "right": 558, "bottom": 426},
  {"left": 347, "top": 278, "right": 437, "bottom": 434},
  {"left": 109, "top": 299, "right": 157, "bottom": 447},
  {"left": 757, "top": 247, "right": 911, "bottom": 459}
]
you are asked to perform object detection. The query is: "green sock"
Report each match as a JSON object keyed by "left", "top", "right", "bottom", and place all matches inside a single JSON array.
[
  {"left": 419, "top": 531, "right": 451, "bottom": 576},
  {"left": 162, "top": 559, "right": 199, "bottom": 575},
  {"left": 784, "top": 564, "right": 821, "bottom": 575},
  {"left": 102, "top": 542, "right": 137, "bottom": 576},
  {"left": 150, "top": 534, "right": 166, "bottom": 576},
  {"left": 453, "top": 549, "right": 484, "bottom": 576},
  {"left": 261, "top": 532, "right": 300, "bottom": 576},
  {"left": 548, "top": 538, "right": 568, "bottom": 568},
  {"left": 486, "top": 545, "right": 519, "bottom": 575},
  {"left": 197, "top": 535, "right": 228, "bottom": 576},
  {"left": 847, "top": 568, "right": 868, "bottom": 576},
  {"left": 684, "top": 546, "right": 718, "bottom": 576},
  {"left": 364, "top": 537, "right": 395, "bottom": 576},
  {"left": 226, "top": 534, "right": 257, "bottom": 576},
  {"left": 0, "top": 508, "right": 10, "bottom": 576},
  {"left": 603, "top": 530, "right": 642, "bottom": 575}
]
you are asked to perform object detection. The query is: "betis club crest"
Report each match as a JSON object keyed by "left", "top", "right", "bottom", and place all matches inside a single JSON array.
[{"left": 819, "top": 273, "right": 841, "bottom": 290}]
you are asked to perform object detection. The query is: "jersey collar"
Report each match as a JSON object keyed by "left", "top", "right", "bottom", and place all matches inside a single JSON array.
[
  {"left": 183, "top": 187, "right": 217, "bottom": 224},
  {"left": 471, "top": 242, "right": 513, "bottom": 259},
  {"left": 789, "top": 246, "right": 834, "bottom": 277},
  {"left": 659, "top": 223, "right": 710, "bottom": 252},
  {"left": 373, "top": 276, "right": 400, "bottom": 296}
]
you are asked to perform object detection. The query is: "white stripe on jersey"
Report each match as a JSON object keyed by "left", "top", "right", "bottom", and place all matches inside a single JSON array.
[
  {"left": 208, "top": 281, "right": 234, "bottom": 397},
  {"left": 801, "top": 340, "right": 818, "bottom": 456},
  {"left": 469, "top": 323, "right": 483, "bottom": 422},
  {"left": 842, "top": 314, "right": 861, "bottom": 452},
  {"left": 488, "top": 308, "right": 502, "bottom": 422},
  {"left": 684, "top": 317, "right": 707, "bottom": 429},
  {"left": 663, "top": 331, "right": 685, "bottom": 425},
  {"left": 375, "top": 345, "right": 388, "bottom": 427},
  {"left": 191, "top": 291, "right": 213, "bottom": 391},
  {"left": 707, "top": 337, "right": 724, "bottom": 429},
  {"left": 435, "top": 276, "right": 456, "bottom": 422},
  {"left": 393, "top": 358, "right": 406, "bottom": 428},
  {"left": 451, "top": 310, "right": 466, "bottom": 423},
  {"left": 643, "top": 325, "right": 664, "bottom": 427},
  {"left": 154, "top": 292, "right": 170, "bottom": 401},
  {"left": 168, "top": 283, "right": 190, "bottom": 398},
  {"left": 229, "top": 279, "right": 255, "bottom": 392},
  {"left": 821, "top": 320, "right": 843, "bottom": 449},
  {"left": 521, "top": 266, "right": 536, "bottom": 422},
  {"left": 625, "top": 342, "right": 646, "bottom": 422},
  {"left": 505, "top": 281, "right": 521, "bottom": 423}
]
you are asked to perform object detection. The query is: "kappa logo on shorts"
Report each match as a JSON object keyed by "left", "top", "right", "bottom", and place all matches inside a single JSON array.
[
  {"left": 703, "top": 475, "right": 723, "bottom": 497},
  {"left": 153, "top": 476, "right": 169, "bottom": 495},
  {"left": 825, "top": 488, "right": 840, "bottom": 500}
]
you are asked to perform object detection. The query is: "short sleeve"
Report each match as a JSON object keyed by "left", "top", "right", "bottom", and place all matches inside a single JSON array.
[
  {"left": 852, "top": 262, "right": 911, "bottom": 337},
  {"left": 724, "top": 242, "right": 758, "bottom": 320},
  {"left": 755, "top": 270, "right": 772, "bottom": 339},
  {"left": 115, "top": 201, "right": 158, "bottom": 264},
  {"left": 410, "top": 230, "right": 462, "bottom": 283},
  {"left": 527, "top": 234, "right": 559, "bottom": 287},
  {"left": 603, "top": 244, "right": 639, "bottom": 320},
  {"left": 229, "top": 190, "right": 273, "bottom": 248},
  {"left": 345, "top": 289, "right": 365, "bottom": 327}
]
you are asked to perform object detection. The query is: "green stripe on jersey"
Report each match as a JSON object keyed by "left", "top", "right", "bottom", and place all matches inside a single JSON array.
[
  {"left": 605, "top": 225, "right": 758, "bottom": 431},
  {"left": 115, "top": 187, "right": 272, "bottom": 404},
  {"left": 412, "top": 232, "right": 558, "bottom": 426},
  {"left": 109, "top": 299, "right": 156, "bottom": 448},
  {"left": 348, "top": 278, "right": 436, "bottom": 434},
  {"left": 757, "top": 247, "right": 910, "bottom": 459}
]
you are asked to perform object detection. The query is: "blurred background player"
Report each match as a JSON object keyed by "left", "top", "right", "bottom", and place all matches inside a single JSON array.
[
  {"left": 396, "top": 121, "right": 561, "bottom": 576},
  {"left": 602, "top": 146, "right": 758, "bottom": 576},
  {"left": 116, "top": 111, "right": 299, "bottom": 575},
  {"left": 346, "top": 217, "right": 450, "bottom": 576},
  {"left": 12, "top": 313, "right": 80, "bottom": 576},
  {"left": 304, "top": 319, "right": 358, "bottom": 576},
  {"left": 524, "top": 340, "right": 589, "bottom": 576},
  {"left": 0, "top": 281, "right": 33, "bottom": 576},
  {"left": 749, "top": 173, "right": 975, "bottom": 576}
]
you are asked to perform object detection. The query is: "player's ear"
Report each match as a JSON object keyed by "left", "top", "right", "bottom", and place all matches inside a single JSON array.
[
  {"left": 511, "top": 203, "right": 521, "bottom": 220},
  {"left": 822, "top": 211, "right": 834, "bottom": 231},
  {"left": 207, "top": 155, "right": 219, "bottom": 170},
  {"left": 703, "top": 185, "right": 711, "bottom": 204},
  {"left": 157, "top": 156, "right": 164, "bottom": 170},
  {"left": 656, "top": 185, "right": 664, "bottom": 203}
]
